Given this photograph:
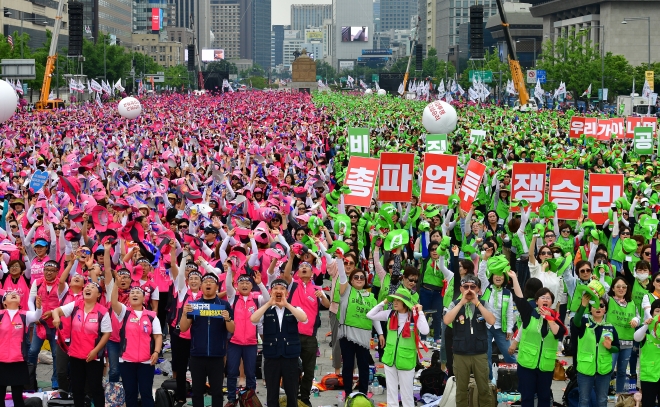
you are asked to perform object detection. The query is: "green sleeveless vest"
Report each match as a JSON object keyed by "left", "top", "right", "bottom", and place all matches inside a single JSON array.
[
  {"left": 576, "top": 322, "right": 614, "bottom": 376},
  {"left": 481, "top": 286, "right": 510, "bottom": 332},
  {"left": 381, "top": 312, "right": 417, "bottom": 371},
  {"left": 640, "top": 334, "right": 660, "bottom": 382},
  {"left": 341, "top": 287, "right": 376, "bottom": 331},
  {"left": 422, "top": 260, "right": 443, "bottom": 288},
  {"left": 632, "top": 279, "right": 649, "bottom": 320},
  {"left": 518, "top": 316, "right": 559, "bottom": 372},
  {"left": 377, "top": 274, "right": 392, "bottom": 303},
  {"left": 606, "top": 299, "right": 636, "bottom": 341},
  {"left": 555, "top": 236, "right": 574, "bottom": 258}
]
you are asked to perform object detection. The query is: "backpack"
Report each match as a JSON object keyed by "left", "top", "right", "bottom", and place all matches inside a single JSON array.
[
  {"left": 319, "top": 373, "right": 343, "bottom": 390},
  {"left": 104, "top": 381, "right": 125, "bottom": 407},
  {"left": 238, "top": 388, "right": 262, "bottom": 407},
  {"left": 154, "top": 388, "right": 174, "bottom": 407},
  {"left": 344, "top": 392, "right": 374, "bottom": 407},
  {"left": 419, "top": 366, "right": 447, "bottom": 396}
]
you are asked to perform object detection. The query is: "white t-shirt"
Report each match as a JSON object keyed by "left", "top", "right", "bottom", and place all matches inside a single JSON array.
[
  {"left": 114, "top": 303, "right": 162, "bottom": 363},
  {"left": 60, "top": 301, "right": 113, "bottom": 333}
]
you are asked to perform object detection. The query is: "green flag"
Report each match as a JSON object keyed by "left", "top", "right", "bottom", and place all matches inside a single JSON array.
[
  {"left": 347, "top": 128, "right": 370, "bottom": 157},
  {"left": 470, "top": 129, "right": 486, "bottom": 146},
  {"left": 426, "top": 134, "right": 448, "bottom": 153},
  {"left": 634, "top": 126, "right": 654, "bottom": 155}
]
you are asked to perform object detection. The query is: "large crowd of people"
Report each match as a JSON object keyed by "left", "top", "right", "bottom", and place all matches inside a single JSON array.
[{"left": 0, "top": 89, "right": 657, "bottom": 407}]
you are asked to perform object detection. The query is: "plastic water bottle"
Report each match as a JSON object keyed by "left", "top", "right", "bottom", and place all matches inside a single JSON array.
[{"left": 492, "top": 363, "right": 499, "bottom": 384}]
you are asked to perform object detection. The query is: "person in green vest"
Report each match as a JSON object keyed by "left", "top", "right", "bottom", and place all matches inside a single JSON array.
[
  {"left": 605, "top": 276, "right": 639, "bottom": 394},
  {"left": 621, "top": 256, "right": 651, "bottom": 385},
  {"left": 641, "top": 271, "right": 660, "bottom": 321},
  {"left": 367, "top": 287, "right": 429, "bottom": 407},
  {"left": 477, "top": 254, "right": 516, "bottom": 380},
  {"left": 506, "top": 269, "right": 567, "bottom": 407},
  {"left": 335, "top": 243, "right": 382, "bottom": 398},
  {"left": 418, "top": 237, "right": 446, "bottom": 344},
  {"left": 633, "top": 299, "right": 660, "bottom": 407},
  {"left": 565, "top": 260, "right": 610, "bottom": 315},
  {"left": 572, "top": 287, "right": 619, "bottom": 407}
]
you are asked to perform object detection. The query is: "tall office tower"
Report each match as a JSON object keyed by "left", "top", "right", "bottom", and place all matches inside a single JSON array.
[{"left": 290, "top": 4, "right": 332, "bottom": 31}]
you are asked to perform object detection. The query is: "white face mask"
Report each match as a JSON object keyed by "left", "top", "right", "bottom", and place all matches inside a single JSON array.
[{"left": 635, "top": 271, "right": 650, "bottom": 282}]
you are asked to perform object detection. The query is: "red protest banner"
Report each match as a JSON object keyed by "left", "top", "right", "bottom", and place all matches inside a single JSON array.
[
  {"left": 549, "top": 168, "right": 584, "bottom": 220},
  {"left": 459, "top": 159, "right": 486, "bottom": 212},
  {"left": 596, "top": 119, "right": 611, "bottom": 141},
  {"left": 626, "top": 116, "right": 642, "bottom": 138},
  {"left": 420, "top": 153, "right": 458, "bottom": 205},
  {"left": 611, "top": 118, "right": 625, "bottom": 139},
  {"left": 588, "top": 173, "right": 624, "bottom": 224},
  {"left": 378, "top": 152, "right": 414, "bottom": 202},
  {"left": 569, "top": 117, "right": 584, "bottom": 138},
  {"left": 512, "top": 163, "right": 547, "bottom": 213},
  {"left": 343, "top": 156, "right": 381, "bottom": 207}
]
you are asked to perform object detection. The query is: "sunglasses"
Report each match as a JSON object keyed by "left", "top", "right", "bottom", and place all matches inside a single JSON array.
[
  {"left": 271, "top": 218, "right": 281, "bottom": 223},
  {"left": 644, "top": 251, "right": 651, "bottom": 256},
  {"left": 344, "top": 260, "right": 355, "bottom": 266},
  {"left": 579, "top": 268, "right": 592, "bottom": 273},
  {"left": 349, "top": 215, "right": 358, "bottom": 219},
  {"left": 180, "top": 224, "right": 189, "bottom": 229},
  {"left": 614, "top": 285, "right": 628, "bottom": 289},
  {"left": 462, "top": 284, "right": 477, "bottom": 290},
  {"left": 539, "top": 250, "right": 552, "bottom": 255},
  {"left": 352, "top": 275, "right": 365, "bottom": 281},
  {"left": 655, "top": 279, "right": 660, "bottom": 283},
  {"left": 561, "top": 229, "right": 570, "bottom": 233},
  {"left": 621, "top": 231, "right": 631, "bottom": 236},
  {"left": 9, "top": 225, "right": 18, "bottom": 230},
  {"left": 592, "top": 303, "right": 606, "bottom": 309},
  {"left": 407, "top": 277, "right": 418, "bottom": 283},
  {"left": 544, "top": 234, "right": 555, "bottom": 238}
]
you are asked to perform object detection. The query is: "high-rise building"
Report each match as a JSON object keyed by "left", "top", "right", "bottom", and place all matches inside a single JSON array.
[
  {"left": 210, "top": 0, "right": 240, "bottom": 59},
  {"left": 169, "top": 0, "right": 211, "bottom": 50},
  {"left": 373, "top": 0, "right": 381, "bottom": 32},
  {"left": 417, "top": 0, "right": 425, "bottom": 51},
  {"left": 1, "top": 0, "right": 70, "bottom": 52},
  {"left": 290, "top": 4, "right": 331, "bottom": 31},
  {"left": 239, "top": 0, "right": 271, "bottom": 69},
  {"left": 272, "top": 24, "right": 285, "bottom": 67},
  {"left": 428, "top": 0, "right": 498, "bottom": 60},
  {"left": 133, "top": 0, "right": 170, "bottom": 33},
  {"left": 283, "top": 30, "right": 303, "bottom": 68},
  {"left": 379, "top": 0, "right": 415, "bottom": 31},
  {"left": 332, "top": 0, "right": 373, "bottom": 69},
  {"left": 132, "top": 32, "right": 183, "bottom": 67}
]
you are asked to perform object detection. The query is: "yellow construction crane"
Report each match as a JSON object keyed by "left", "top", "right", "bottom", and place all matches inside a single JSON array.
[
  {"left": 494, "top": 0, "right": 537, "bottom": 111},
  {"left": 35, "top": 0, "right": 65, "bottom": 110}
]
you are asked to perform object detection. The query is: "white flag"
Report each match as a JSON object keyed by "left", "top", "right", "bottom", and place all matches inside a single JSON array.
[
  {"left": 445, "top": 92, "right": 453, "bottom": 104},
  {"left": 534, "top": 79, "right": 544, "bottom": 101},
  {"left": 553, "top": 81, "right": 566, "bottom": 99},
  {"left": 15, "top": 79, "right": 23, "bottom": 95},
  {"left": 397, "top": 82, "right": 404, "bottom": 95},
  {"left": 642, "top": 79, "right": 652, "bottom": 98},
  {"left": 95, "top": 91, "right": 103, "bottom": 107},
  {"left": 48, "top": 91, "right": 55, "bottom": 99},
  {"left": 375, "top": 82, "right": 380, "bottom": 91},
  {"left": 437, "top": 79, "right": 445, "bottom": 95},
  {"left": 581, "top": 83, "right": 592, "bottom": 98}
]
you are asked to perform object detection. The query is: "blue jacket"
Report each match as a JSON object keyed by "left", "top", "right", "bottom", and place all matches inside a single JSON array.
[{"left": 188, "top": 297, "right": 232, "bottom": 357}]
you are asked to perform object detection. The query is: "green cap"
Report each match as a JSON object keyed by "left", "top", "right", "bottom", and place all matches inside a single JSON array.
[
  {"left": 538, "top": 202, "right": 558, "bottom": 219},
  {"left": 327, "top": 241, "right": 351, "bottom": 256},
  {"left": 574, "top": 279, "right": 606, "bottom": 304},
  {"left": 384, "top": 229, "right": 409, "bottom": 251},
  {"left": 387, "top": 286, "right": 415, "bottom": 310},
  {"left": 333, "top": 214, "right": 351, "bottom": 237},
  {"left": 308, "top": 215, "right": 323, "bottom": 236},
  {"left": 622, "top": 238, "right": 638, "bottom": 255},
  {"left": 487, "top": 255, "right": 510, "bottom": 280}
]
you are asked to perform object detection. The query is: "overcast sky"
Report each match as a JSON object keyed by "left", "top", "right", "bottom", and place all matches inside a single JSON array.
[{"left": 272, "top": 0, "right": 332, "bottom": 26}]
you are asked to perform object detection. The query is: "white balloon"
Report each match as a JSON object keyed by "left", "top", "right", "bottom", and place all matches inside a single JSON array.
[
  {"left": 0, "top": 80, "right": 18, "bottom": 124},
  {"left": 422, "top": 100, "right": 458, "bottom": 134},
  {"left": 117, "top": 97, "right": 142, "bottom": 119},
  {"left": 364, "top": 89, "right": 373, "bottom": 95},
  {"left": 377, "top": 89, "right": 386, "bottom": 96}
]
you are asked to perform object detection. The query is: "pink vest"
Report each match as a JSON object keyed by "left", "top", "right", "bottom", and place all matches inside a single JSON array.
[
  {"left": 0, "top": 310, "right": 28, "bottom": 363},
  {"left": 36, "top": 278, "right": 60, "bottom": 328},
  {"left": 59, "top": 292, "right": 83, "bottom": 342},
  {"left": 288, "top": 280, "right": 319, "bottom": 336},
  {"left": 152, "top": 266, "right": 172, "bottom": 292},
  {"left": 68, "top": 303, "right": 108, "bottom": 360},
  {"left": 110, "top": 311, "right": 122, "bottom": 343},
  {"left": 120, "top": 309, "right": 156, "bottom": 363},
  {"left": 30, "top": 256, "right": 49, "bottom": 285},
  {"left": 229, "top": 293, "right": 259, "bottom": 346},
  {"left": 2, "top": 275, "right": 30, "bottom": 311},
  {"left": 171, "top": 289, "right": 200, "bottom": 340}
]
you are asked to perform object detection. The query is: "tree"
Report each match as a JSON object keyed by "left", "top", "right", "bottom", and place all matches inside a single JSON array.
[
  {"left": 207, "top": 60, "right": 238, "bottom": 74},
  {"left": 316, "top": 60, "right": 336, "bottom": 82},
  {"left": 81, "top": 34, "right": 133, "bottom": 83},
  {"left": 247, "top": 76, "right": 267, "bottom": 89},
  {"left": 458, "top": 49, "right": 510, "bottom": 90},
  {"left": 164, "top": 64, "right": 189, "bottom": 88}
]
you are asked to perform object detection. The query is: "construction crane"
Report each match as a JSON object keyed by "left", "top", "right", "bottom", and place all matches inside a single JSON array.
[
  {"left": 400, "top": 16, "right": 420, "bottom": 97},
  {"left": 35, "top": 0, "right": 65, "bottom": 110},
  {"left": 494, "top": 0, "right": 537, "bottom": 111}
]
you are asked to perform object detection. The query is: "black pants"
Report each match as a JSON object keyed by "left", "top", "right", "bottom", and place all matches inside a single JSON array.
[
  {"left": 0, "top": 386, "right": 24, "bottom": 407},
  {"left": 264, "top": 357, "right": 299, "bottom": 407},
  {"left": 641, "top": 380, "right": 660, "bottom": 407},
  {"left": 339, "top": 338, "right": 371, "bottom": 395},
  {"left": 171, "top": 330, "right": 192, "bottom": 402},
  {"left": 189, "top": 356, "right": 224, "bottom": 407},
  {"left": 69, "top": 357, "right": 104, "bottom": 407},
  {"left": 298, "top": 335, "right": 317, "bottom": 402},
  {"left": 445, "top": 326, "right": 454, "bottom": 378},
  {"left": 56, "top": 343, "right": 70, "bottom": 392}
]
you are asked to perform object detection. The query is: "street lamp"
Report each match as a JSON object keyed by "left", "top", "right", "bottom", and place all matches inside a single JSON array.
[
  {"left": 4, "top": 10, "right": 48, "bottom": 58},
  {"left": 516, "top": 38, "right": 537, "bottom": 68},
  {"left": 621, "top": 17, "right": 651, "bottom": 69}
]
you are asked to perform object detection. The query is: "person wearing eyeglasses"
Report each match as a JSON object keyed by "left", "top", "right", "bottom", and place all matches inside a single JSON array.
[
  {"left": 334, "top": 244, "right": 381, "bottom": 398},
  {"left": 573, "top": 293, "right": 619, "bottom": 407},
  {"left": 605, "top": 276, "right": 639, "bottom": 395},
  {"left": 593, "top": 253, "right": 615, "bottom": 287},
  {"left": 554, "top": 218, "right": 582, "bottom": 259},
  {"left": 565, "top": 261, "right": 610, "bottom": 316},
  {"left": 507, "top": 270, "right": 566, "bottom": 407},
  {"left": 523, "top": 227, "right": 562, "bottom": 309},
  {"left": 441, "top": 274, "right": 494, "bottom": 407},
  {"left": 633, "top": 299, "right": 660, "bottom": 407}
]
